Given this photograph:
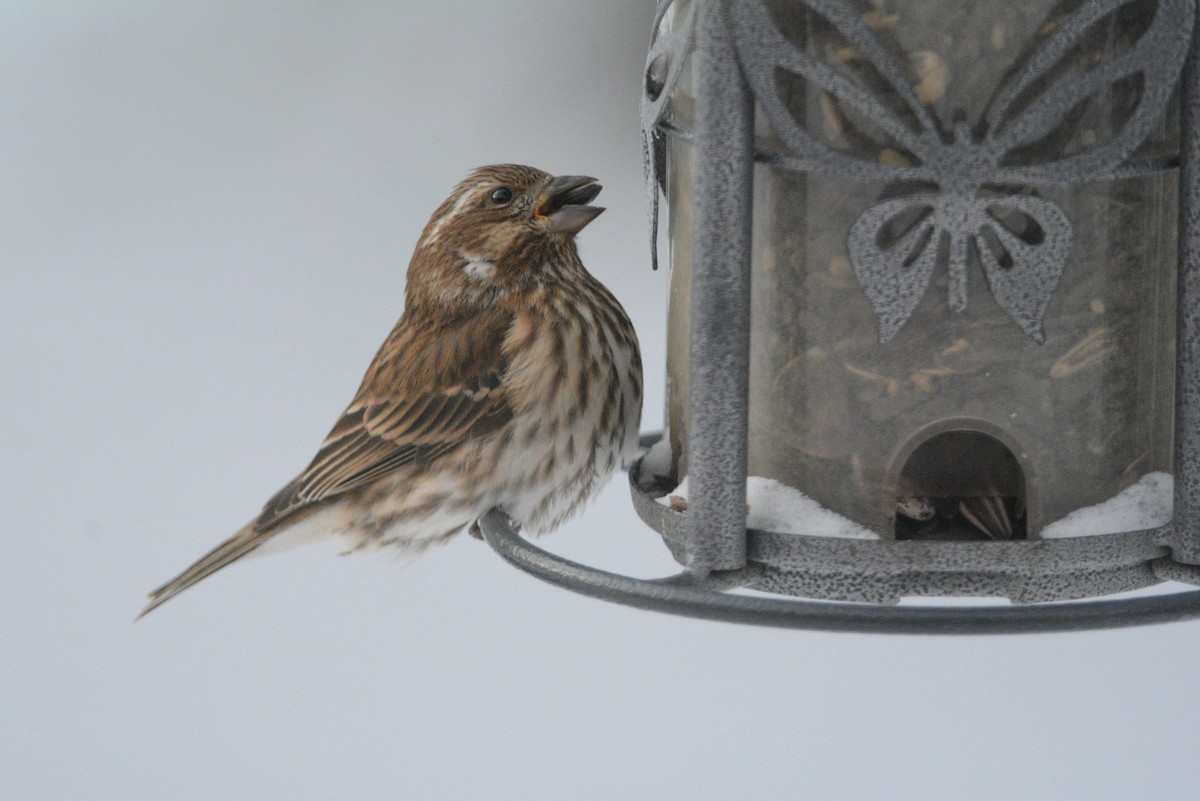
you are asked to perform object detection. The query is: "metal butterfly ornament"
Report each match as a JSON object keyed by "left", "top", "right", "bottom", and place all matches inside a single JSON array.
[
  {"left": 644, "top": 0, "right": 1195, "bottom": 343},
  {"left": 737, "top": 0, "right": 1195, "bottom": 343}
]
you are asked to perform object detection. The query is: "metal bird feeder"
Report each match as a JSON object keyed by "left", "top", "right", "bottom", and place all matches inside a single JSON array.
[{"left": 481, "top": 0, "right": 1200, "bottom": 632}]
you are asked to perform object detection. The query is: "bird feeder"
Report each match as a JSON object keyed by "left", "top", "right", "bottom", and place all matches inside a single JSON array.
[{"left": 481, "top": 0, "right": 1200, "bottom": 632}]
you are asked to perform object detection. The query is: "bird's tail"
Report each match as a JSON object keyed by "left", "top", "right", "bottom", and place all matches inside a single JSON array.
[{"left": 138, "top": 522, "right": 263, "bottom": 619}]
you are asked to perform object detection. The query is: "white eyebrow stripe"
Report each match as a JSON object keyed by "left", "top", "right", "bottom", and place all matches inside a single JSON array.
[{"left": 423, "top": 186, "right": 479, "bottom": 245}]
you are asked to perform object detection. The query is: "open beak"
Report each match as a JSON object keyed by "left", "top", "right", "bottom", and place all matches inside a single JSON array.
[{"left": 537, "top": 174, "right": 604, "bottom": 234}]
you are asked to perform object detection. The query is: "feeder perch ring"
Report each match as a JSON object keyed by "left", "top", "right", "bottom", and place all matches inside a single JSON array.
[
  {"left": 478, "top": 504, "right": 1200, "bottom": 635},
  {"left": 477, "top": 433, "right": 1200, "bottom": 635}
]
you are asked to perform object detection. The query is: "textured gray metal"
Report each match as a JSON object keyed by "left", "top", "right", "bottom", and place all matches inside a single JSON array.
[
  {"left": 630, "top": 460, "right": 1172, "bottom": 603},
  {"left": 1172, "top": 12, "right": 1200, "bottom": 564},
  {"left": 846, "top": 193, "right": 1071, "bottom": 343},
  {"left": 729, "top": 0, "right": 1193, "bottom": 183},
  {"left": 683, "top": 0, "right": 753, "bottom": 572},
  {"left": 479, "top": 507, "right": 1200, "bottom": 634},
  {"left": 725, "top": 0, "right": 1195, "bottom": 342}
]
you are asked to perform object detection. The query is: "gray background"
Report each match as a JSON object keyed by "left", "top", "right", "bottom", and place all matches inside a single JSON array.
[{"left": 3, "top": 3, "right": 1198, "bottom": 799}]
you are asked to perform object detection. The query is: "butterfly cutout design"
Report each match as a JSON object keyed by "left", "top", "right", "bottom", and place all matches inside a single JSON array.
[{"left": 644, "top": 0, "right": 1195, "bottom": 342}]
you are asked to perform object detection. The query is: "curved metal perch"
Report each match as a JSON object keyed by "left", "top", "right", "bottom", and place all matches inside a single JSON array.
[{"left": 478, "top": 507, "right": 1200, "bottom": 635}]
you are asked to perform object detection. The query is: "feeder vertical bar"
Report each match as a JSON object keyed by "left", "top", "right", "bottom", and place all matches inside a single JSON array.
[
  {"left": 686, "top": 0, "right": 753, "bottom": 572},
  {"left": 1173, "top": 6, "right": 1200, "bottom": 563}
]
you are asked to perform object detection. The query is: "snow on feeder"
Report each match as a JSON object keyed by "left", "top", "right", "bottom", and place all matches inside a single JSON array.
[{"left": 480, "top": 0, "right": 1200, "bottom": 632}]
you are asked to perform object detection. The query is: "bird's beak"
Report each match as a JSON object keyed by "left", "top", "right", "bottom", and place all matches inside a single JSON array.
[{"left": 537, "top": 175, "right": 604, "bottom": 234}]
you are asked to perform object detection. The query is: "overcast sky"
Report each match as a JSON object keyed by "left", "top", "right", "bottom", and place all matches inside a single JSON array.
[{"left": 3, "top": 3, "right": 1199, "bottom": 800}]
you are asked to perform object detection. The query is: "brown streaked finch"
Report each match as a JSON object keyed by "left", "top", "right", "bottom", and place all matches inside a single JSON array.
[{"left": 141, "top": 164, "right": 642, "bottom": 617}]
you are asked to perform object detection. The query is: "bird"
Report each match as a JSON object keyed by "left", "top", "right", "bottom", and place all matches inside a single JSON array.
[{"left": 141, "top": 164, "right": 643, "bottom": 617}]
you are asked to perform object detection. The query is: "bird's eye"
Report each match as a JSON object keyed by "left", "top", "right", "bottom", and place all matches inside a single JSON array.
[{"left": 490, "top": 187, "right": 514, "bottom": 205}]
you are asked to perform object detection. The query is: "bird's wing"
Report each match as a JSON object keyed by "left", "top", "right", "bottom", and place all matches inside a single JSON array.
[
  {"left": 140, "top": 308, "right": 515, "bottom": 618},
  {"left": 256, "top": 308, "right": 515, "bottom": 531}
]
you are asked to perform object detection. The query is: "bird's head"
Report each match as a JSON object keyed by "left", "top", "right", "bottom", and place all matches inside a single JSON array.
[{"left": 406, "top": 164, "right": 604, "bottom": 307}]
